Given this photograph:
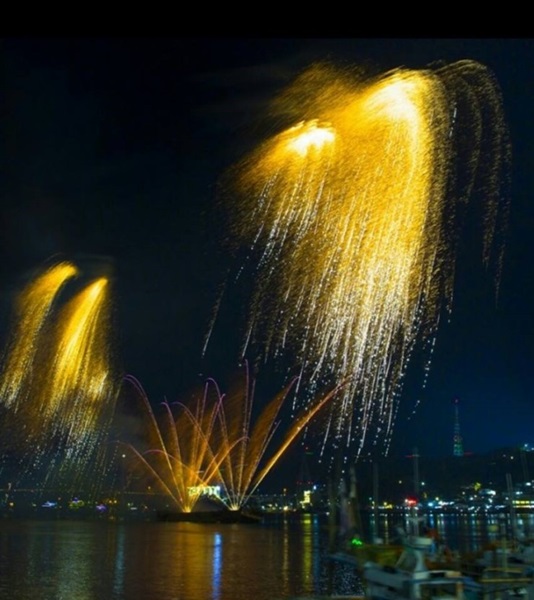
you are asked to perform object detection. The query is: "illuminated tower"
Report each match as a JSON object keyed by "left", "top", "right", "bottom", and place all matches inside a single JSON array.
[{"left": 453, "top": 398, "right": 464, "bottom": 457}]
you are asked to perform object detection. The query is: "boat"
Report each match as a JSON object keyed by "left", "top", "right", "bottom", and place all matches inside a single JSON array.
[
  {"left": 462, "top": 566, "right": 532, "bottom": 599},
  {"left": 324, "top": 460, "right": 534, "bottom": 600},
  {"left": 362, "top": 530, "right": 534, "bottom": 599},
  {"left": 460, "top": 542, "right": 534, "bottom": 599},
  {"left": 509, "top": 540, "right": 534, "bottom": 567},
  {"left": 455, "top": 503, "right": 534, "bottom": 598},
  {"left": 329, "top": 466, "right": 405, "bottom": 571},
  {"left": 363, "top": 533, "right": 467, "bottom": 599},
  {"left": 156, "top": 508, "right": 263, "bottom": 524}
]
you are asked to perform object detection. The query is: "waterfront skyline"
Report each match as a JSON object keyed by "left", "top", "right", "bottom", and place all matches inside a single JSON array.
[{"left": 0, "top": 38, "right": 532, "bottom": 466}]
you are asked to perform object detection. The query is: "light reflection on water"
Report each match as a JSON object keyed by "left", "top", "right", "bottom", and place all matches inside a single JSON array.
[
  {"left": 0, "top": 512, "right": 530, "bottom": 600},
  {"left": 0, "top": 514, "right": 359, "bottom": 600},
  {"left": 368, "top": 511, "right": 534, "bottom": 554}
]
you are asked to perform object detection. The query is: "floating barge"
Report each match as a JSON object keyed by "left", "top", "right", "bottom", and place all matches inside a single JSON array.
[{"left": 156, "top": 508, "right": 263, "bottom": 524}]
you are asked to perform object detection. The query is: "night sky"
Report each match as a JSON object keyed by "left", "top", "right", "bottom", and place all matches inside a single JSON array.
[{"left": 1, "top": 38, "right": 533, "bottom": 464}]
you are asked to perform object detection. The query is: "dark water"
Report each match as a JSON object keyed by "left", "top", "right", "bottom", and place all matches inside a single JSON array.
[
  {"left": 0, "top": 514, "right": 361, "bottom": 600},
  {"left": 371, "top": 510, "right": 534, "bottom": 554},
  {"left": 1, "top": 512, "right": 532, "bottom": 600}
]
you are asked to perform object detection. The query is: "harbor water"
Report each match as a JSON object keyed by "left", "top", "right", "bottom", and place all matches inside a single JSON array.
[{"left": 0, "top": 511, "right": 530, "bottom": 600}]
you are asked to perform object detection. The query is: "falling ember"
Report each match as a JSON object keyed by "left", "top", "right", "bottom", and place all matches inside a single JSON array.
[
  {"left": 43, "top": 277, "right": 114, "bottom": 452},
  {"left": 0, "top": 260, "right": 119, "bottom": 492},
  {"left": 218, "top": 60, "right": 510, "bottom": 454},
  {"left": 0, "top": 261, "right": 78, "bottom": 409}
]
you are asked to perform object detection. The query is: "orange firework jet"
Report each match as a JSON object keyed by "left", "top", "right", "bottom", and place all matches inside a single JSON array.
[
  {"left": 120, "top": 364, "right": 345, "bottom": 512},
  {"left": 209, "top": 363, "right": 345, "bottom": 510},
  {"left": 120, "top": 374, "right": 229, "bottom": 513}
]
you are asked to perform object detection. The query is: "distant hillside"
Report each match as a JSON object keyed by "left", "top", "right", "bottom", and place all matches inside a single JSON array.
[{"left": 352, "top": 446, "right": 532, "bottom": 505}]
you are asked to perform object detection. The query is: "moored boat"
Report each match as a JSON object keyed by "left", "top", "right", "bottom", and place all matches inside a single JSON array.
[
  {"left": 362, "top": 533, "right": 534, "bottom": 599},
  {"left": 363, "top": 534, "right": 466, "bottom": 599}
]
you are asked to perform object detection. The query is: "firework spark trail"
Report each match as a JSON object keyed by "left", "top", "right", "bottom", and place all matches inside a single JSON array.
[
  {"left": 121, "top": 366, "right": 344, "bottom": 512},
  {"left": 221, "top": 61, "right": 510, "bottom": 454},
  {"left": 215, "top": 370, "right": 347, "bottom": 510},
  {"left": 211, "top": 365, "right": 300, "bottom": 510},
  {"left": 121, "top": 374, "right": 228, "bottom": 512},
  {"left": 0, "top": 261, "right": 78, "bottom": 409},
  {"left": 43, "top": 277, "right": 116, "bottom": 457},
  {"left": 0, "top": 260, "right": 120, "bottom": 493}
]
